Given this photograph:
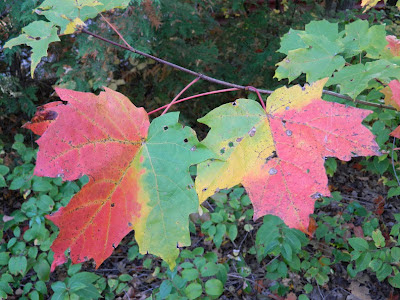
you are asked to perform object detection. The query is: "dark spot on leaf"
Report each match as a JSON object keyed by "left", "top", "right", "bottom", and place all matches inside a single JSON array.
[
  {"left": 184, "top": 138, "right": 188, "bottom": 143},
  {"left": 306, "top": 169, "right": 310, "bottom": 173},
  {"left": 220, "top": 148, "right": 225, "bottom": 154},
  {"left": 265, "top": 151, "right": 277, "bottom": 163},
  {"left": 202, "top": 188, "right": 207, "bottom": 192},
  {"left": 84, "top": 256, "right": 88, "bottom": 261},
  {"left": 111, "top": 203, "right": 115, "bottom": 207},
  {"left": 128, "top": 222, "right": 132, "bottom": 227},
  {"left": 248, "top": 127, "right": 256, "bottom": 137},
  {"left": 236, "top": 137, "right": 243, "bottom": 142},
  {"left": 163, "top": 126, "right": 168, "bottom": 130},
  {"left": 187, "top": 184, "right": 193, "bottom": 190},
  {"left": 286, "top": 106, "right": 290, "bottom": 110},
  {"left": 286, "top": 130, "right": 292, "bottom": 136},
  {"left": 190, "top": 146, "right": 196, "bottom": 151},
  {"left": 228, "top": 142, "right": 234, "bottom": 147},
  {"left": 269, "top": 168, "right": 278, "bottom": 175}
]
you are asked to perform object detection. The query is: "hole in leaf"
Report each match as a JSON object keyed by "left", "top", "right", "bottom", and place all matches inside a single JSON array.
[
  {"left": 163, "top": 126, "right": 168, "bottom": 130},
  {"left": 190, "top": 146, "right": 196, "bottom": 151},
  {"left": 128, "top": 222, "right": 132, "bottom": 227},
  {"left": 286, "top": 130, "right": 292, "bottom": 136},
  {"left": 269, "top": 168, "right": 278, "bottom": 175},
  {"left": 112, "top": 243, "right": 116, "bottom": 249},
  {"left": 187, "top": 184, "right": 194, "bottom": 190},
  {"left": 184, "top": 138, "right": 188, "bottom": 143},
  {"left": 248, "top": 127, "right": 256, "bottom": 137},
  {"left": 306, "top": 169, "right": 310, "bottom": 173},
  {"left": 236, "top": 137, "right": 243, "bottom": 142},
  {"left": 232, "top": 101, "right": 237, "bottom": 106},
  {"left": 202, "top": 188, "right": 207, "bottom": 192},
  {"left": 111, "top": 203, "right": 115, "bottom": 207},
  {"left": 286, "top": 106, "right": 290, "bottom": 110},
  {"left": 220, "top": 148, "right": 225, "bottom": 154}
]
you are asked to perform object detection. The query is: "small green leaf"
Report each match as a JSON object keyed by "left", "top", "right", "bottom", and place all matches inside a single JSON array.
[
  {"left": 185, "top": 282, "right": 203, "bottom": 299},
  {"left": 205, "top": 279, "right": 223, "bottom": 297},
  {"left": 0, "top": 165, "right": 9, "bottom": 176},
  {"left": 32, "top": 178, "right": 53, "bottom": 192},
  {"left": 369, "top": 259, "right": 383, "bottom": 272},
  {"left": 376, "top": 263, "right": 392, "bottom": 281},
  {"left": 119, "top": 274, "right": 133, "bottom": 282},
  {"left": 158, "top": 280, "right": 172, "bottom": 299},
  {"left": 182, "top": 268, "right": 199, "bottom": 281},
  {"left": 201, "top": 262, "right": 219, "bottom": 277},
  {"left": 9, "top": 177, "right": 27, "bottom": 190},
  {"left": 8, "top": 256, "right": 27, "bottom": 275},
  {"left": 0, "top": 252, "right": 10, "bottom": 266},
  {"left": 355, "top": 252, "right": 372, "bottom": 272},
  {"left": 228, "top": 225, "right": 238, "bottom": 242},
  {"left": 33, "top": 259, "right": 50, "bottom": 281},
  {"left": 391, "top": 247, "right": 400, "bottom": 261},
  {"left": 348, "top": 238, "right": 369, "bottom": 252},
  {"left": 389, "top": 272, "right": 400, "bottom": 288},
  {"left": 4, "top": 21, "right": 60, "bottom": 77}
]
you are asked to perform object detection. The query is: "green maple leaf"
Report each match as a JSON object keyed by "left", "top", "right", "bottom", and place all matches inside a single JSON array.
[
  {"left": 275, "top": 34, "right": 345, "bottom": 83},
  {"left": 341, "top": 20, "right": 387, "bottom": 59},
  {"left": 4, "top": 21, "right": 60, "bottom": 78},
  {"left": 328, "top": 60, "right": 400, "bottom": 98},
  {"left": 37, "top": 0, "right": 130, "bottom": 34},
  {"left": 275, "top": 20, "right": 345, "bottom": 83}
]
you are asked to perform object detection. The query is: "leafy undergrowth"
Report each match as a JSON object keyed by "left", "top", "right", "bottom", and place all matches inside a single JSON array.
[{"left": 1, "top": 134, "right": 400, "bottom": 299}]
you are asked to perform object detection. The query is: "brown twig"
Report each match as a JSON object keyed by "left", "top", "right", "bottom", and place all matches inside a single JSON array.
[{"left": 80, "top": 28, "right": 397, "bottom": 111}]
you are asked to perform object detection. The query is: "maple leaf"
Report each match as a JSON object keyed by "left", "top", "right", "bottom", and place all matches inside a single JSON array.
[
  {"left": 4, "top": 21, "right": 60, "bottom": 78},
  {"left": 385, "top": 80, "right": 400, "bottom": 138},
  {"left": 386, "top": 35, "right": 400, "bottom": 57},
  {"left": 275, "top": 21, "right": 345, "bottom": 83},
  {"left": 328, "top": 60, "right": 400, "bottom": 99},
  {"left": 195, "top": 78, "right": 380, "bottom": 233},
  {"left": 382, "top": 80, "right": 400, "bottom": 111},
  {"left": 24, "top": 88, "right": 212, "bottom": 271}
]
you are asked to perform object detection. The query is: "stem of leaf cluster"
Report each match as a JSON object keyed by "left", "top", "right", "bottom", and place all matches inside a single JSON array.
[
  {"left": 246, "top": 86, "right": 266, "bottom": 110},
  {"left": 161, "top": 77, "right": 200, "bottom": 115},
  {"left": 147, "top": 88, "right": 240, "bottom": 115},
  {"left": 80, "top": 27, "right": 396, "bottom": 112}
]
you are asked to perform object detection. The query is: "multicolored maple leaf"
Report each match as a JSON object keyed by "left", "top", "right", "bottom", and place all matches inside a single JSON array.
[
  {"left": 24, "top": 88, "right": 212, "bottom": 270},
  {"left": 382, "top": 80, "right": 400, "bottom": 138},
  {"left": 195, "top": 78, "right": 381, "bottom": 233}
]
